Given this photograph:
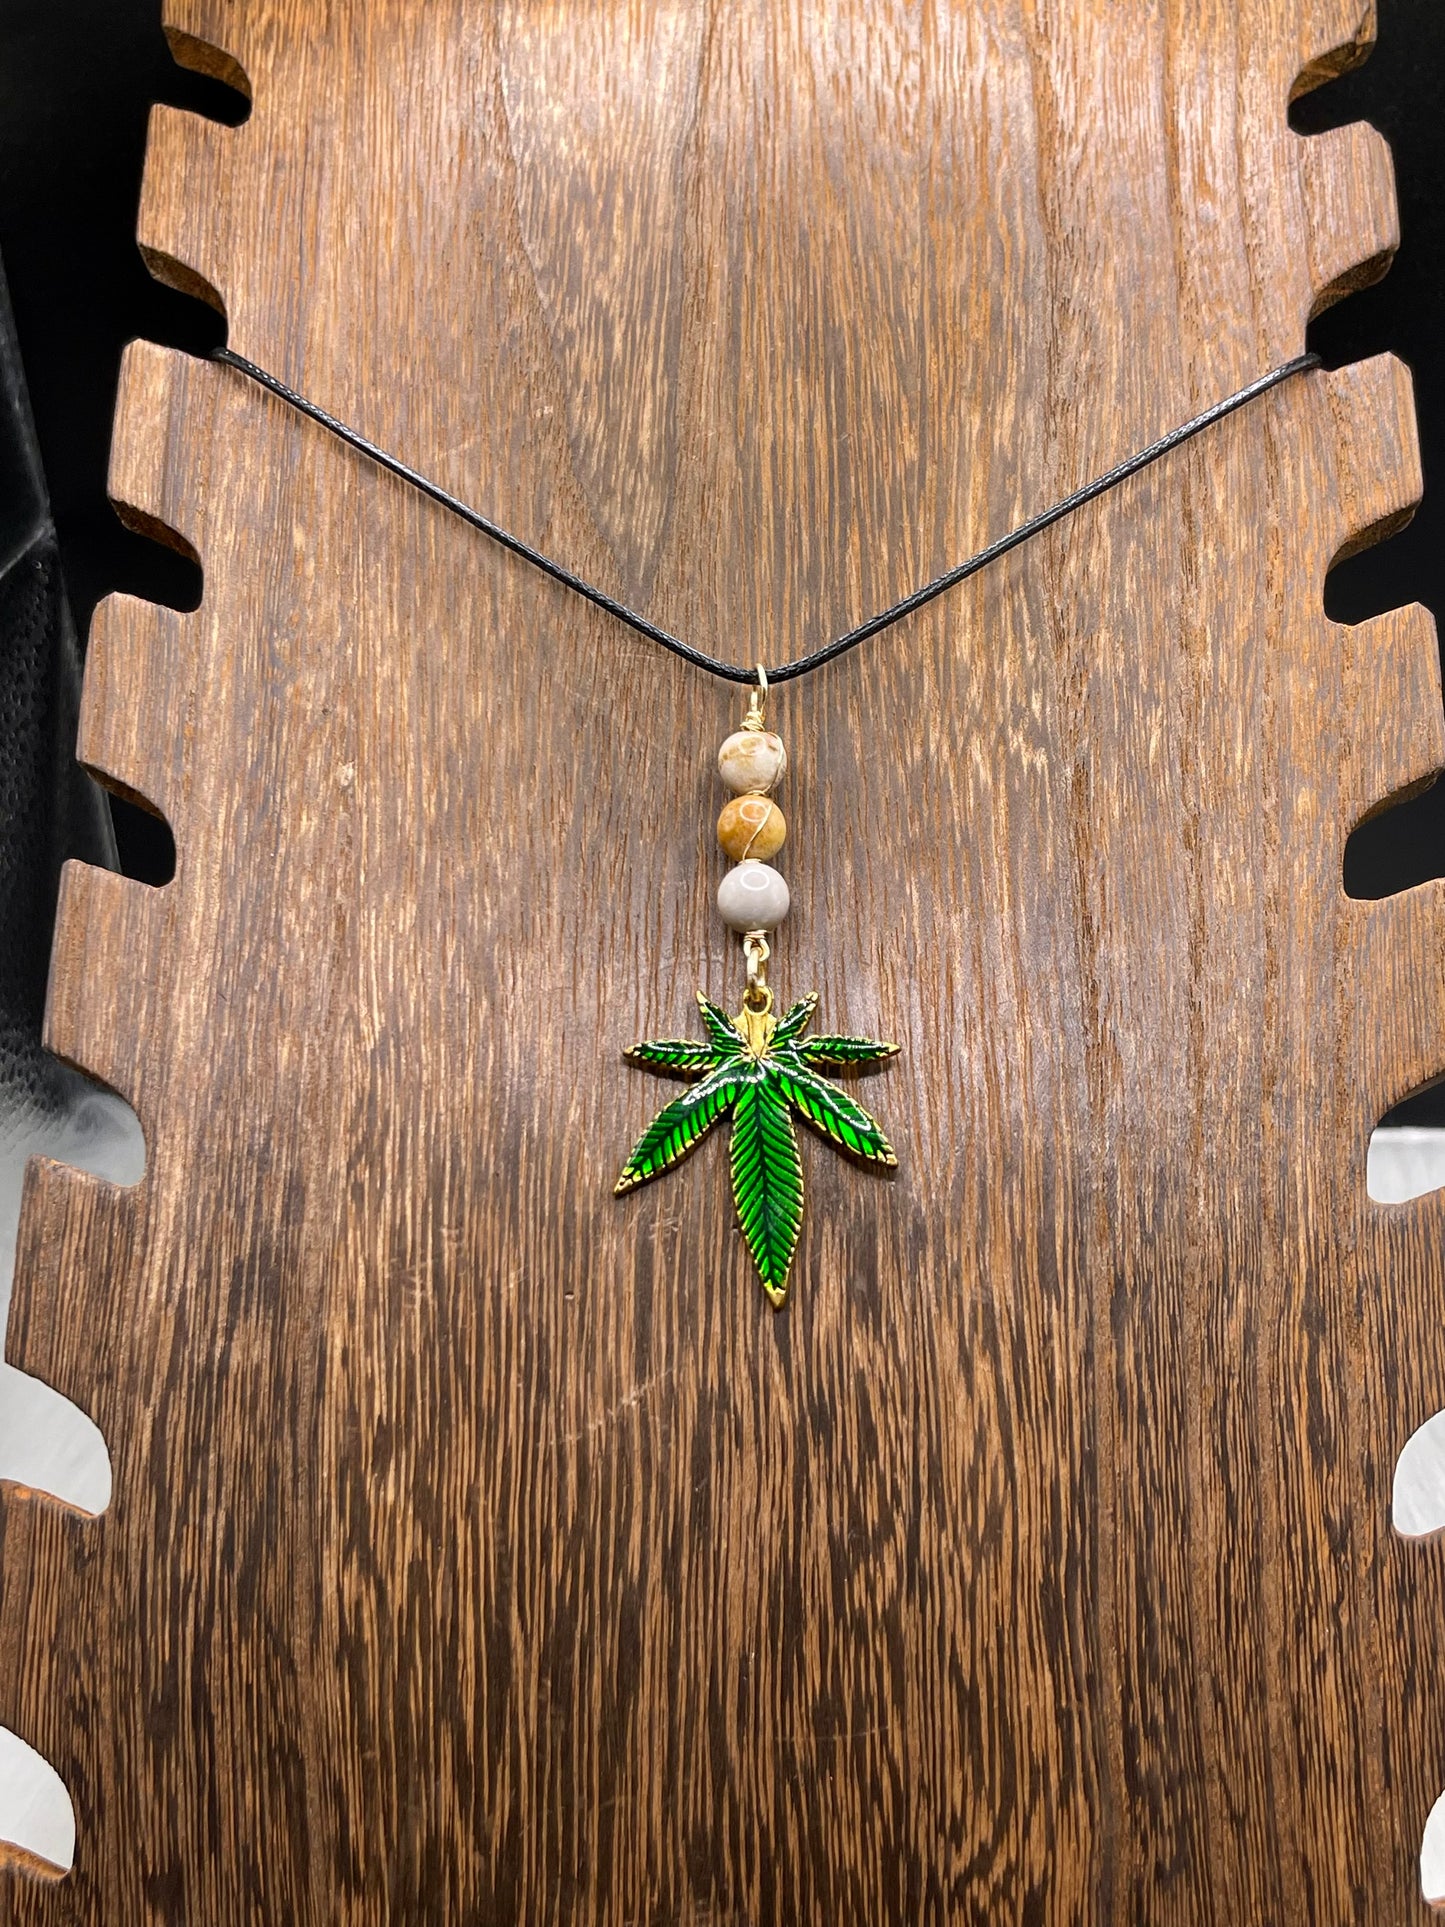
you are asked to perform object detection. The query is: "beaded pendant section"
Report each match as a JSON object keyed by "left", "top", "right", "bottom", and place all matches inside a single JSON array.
[{"left": 616, "top": 671, "right": 899, "bottom": 1306}]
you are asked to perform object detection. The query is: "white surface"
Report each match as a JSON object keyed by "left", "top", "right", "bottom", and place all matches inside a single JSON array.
[
  {"left": 1395, "top": 1410, "right": 1445, "bottom": 1539},
  {"left": 1367, "top": 1126, "right": 1445, "bottom": 1205},
  {"left": 0, "top": 1071, "right": 143, "bottom": 1513},
  {"left": 0, "top": 1726, "right": 73, "bottom": 1873},
  {"left": 0, "top": 1070, "right": 144, "bottom": 1875},
  {"left": 0, "top": 1367, "right": 112, "bottom": 1517},
  {"left": 1375, "top": 1133, "right": 1445, "bottom": 1542},
  {"left": 1424, "top": 1789, "right": 1445, "bottom": 1908}
]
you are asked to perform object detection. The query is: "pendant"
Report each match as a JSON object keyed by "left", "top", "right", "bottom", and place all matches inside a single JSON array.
[{"left": 616, "top": 671, "right": 899, "bottom": 1307}]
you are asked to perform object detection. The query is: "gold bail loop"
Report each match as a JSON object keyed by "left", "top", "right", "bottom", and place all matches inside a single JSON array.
[
  {"left": 743, "top": 663, "right": 768, "bottom": 731},
  {"left": 742, "top": 930, "right": 771, "bottom": 1010}
]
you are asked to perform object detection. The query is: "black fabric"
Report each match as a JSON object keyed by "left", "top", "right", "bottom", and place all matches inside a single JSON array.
[
  {"left": 0, "top": 253, "right": 116, "bottom": 1127},
  {"left": 0, "top": 0, "right": 207, "bottom": 890}
]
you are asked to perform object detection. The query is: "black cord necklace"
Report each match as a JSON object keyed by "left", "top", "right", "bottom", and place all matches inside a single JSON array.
[
  {"left": 211, "top": 340, "right": 1321, "bottom": 1304},
  {"left": 213, "top": 344, "right": 1319, "bottom": 686}
]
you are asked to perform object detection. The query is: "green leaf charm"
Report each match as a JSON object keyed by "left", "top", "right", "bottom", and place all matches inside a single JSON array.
[
  {"left": 616, "top": 991, "right": 898, "bottom": 1306},
  {"left": 729, "top": 1074, "right": 804, "bottom": 1300}
]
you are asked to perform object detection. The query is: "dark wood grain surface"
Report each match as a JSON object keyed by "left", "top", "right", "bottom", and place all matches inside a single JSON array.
[{"left": 1, "top": 1, "right": 1442, "bottom": 1920}]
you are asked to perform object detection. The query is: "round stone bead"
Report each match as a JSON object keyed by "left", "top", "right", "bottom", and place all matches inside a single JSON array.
[
  {"left": 717, "top": 794, "right": 786, "bottom": 862},
  {"left": 717, "top": 860, "right": 790, "bottom": 932},
  {"left": 718, "top": 728, "right": 787, "bottom": 795}
]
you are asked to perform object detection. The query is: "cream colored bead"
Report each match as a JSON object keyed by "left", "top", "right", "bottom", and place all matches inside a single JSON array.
[
  {"left": 717, "top": 794, "right": 786, "bottom": 862},
  {"left": 717, "top": 860, "right": 790, "bottom": 932},
  {"left": 718, "top": 728, "right": 787, "bottom": 795}
]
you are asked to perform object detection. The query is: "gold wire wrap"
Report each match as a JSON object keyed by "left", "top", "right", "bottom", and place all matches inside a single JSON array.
[{"left": 742, "top": 663, "right": 768, "bottom": 732}]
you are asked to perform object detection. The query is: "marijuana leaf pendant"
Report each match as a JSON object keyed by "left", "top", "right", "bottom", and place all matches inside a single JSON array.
[{"left": 616, "top": 990, "right": 898, "bottom": 1306}]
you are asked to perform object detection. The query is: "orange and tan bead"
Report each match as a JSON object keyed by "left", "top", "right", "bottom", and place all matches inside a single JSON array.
[{"left": 717, "top": 792, "right": 787, "bottom": 863}]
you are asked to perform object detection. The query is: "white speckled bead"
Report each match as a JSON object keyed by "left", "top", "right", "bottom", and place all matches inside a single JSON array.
[
  {"left": 717, "top": 860, "right": 790, "bottom": 932},
  {"left": 718, "top": 729, "right": 787, "bottom": 795}
]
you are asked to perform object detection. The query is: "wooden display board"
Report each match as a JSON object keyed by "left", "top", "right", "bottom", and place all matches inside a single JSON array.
[{"left": 2, "top": 1, "right": 1443, "bottom": 1920}]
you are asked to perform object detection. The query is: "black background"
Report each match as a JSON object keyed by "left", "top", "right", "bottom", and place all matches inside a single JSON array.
[{"left": 0, "top": 0, "right": 1439, "bottom": 1108}]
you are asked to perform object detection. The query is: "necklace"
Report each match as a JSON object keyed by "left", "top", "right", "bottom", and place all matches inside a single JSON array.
[{"left": 212, "top": 343, "right": 1319, "bottom": 1305}]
